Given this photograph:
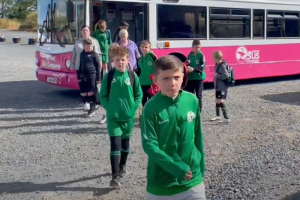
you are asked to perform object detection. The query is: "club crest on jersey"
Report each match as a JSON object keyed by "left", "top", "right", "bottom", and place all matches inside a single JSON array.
[
  {"left": 195, "top": 60, "right": 199, "bottom": 64},
  {"left": 187, "top": 111, "right": 196, "bottom": 122},
  {"left": 148, "top": 61, "right": 152, "bottom": 66},
  {"left": 124, "top": 78, "right": 131, "bottom": 85}
]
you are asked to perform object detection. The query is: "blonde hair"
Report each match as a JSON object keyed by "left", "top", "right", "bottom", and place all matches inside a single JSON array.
[
  {"left": 109, "top": 43, "right": 119, "bottom": 57},
  {"left": 213, "top": 50, "right": 223, "bottom": 61},
  {"left": 119, "top": 29, "right": 129, "bottom": 38}
]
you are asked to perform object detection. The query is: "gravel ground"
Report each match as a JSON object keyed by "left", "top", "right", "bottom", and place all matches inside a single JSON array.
[{"left": 0, "top": 33, "right": 300, "bottom": 200}]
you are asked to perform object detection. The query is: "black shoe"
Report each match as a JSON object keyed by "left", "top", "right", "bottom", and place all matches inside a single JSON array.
[
  {"left": 109, "top": 175, "right": 121, "bottom": 189},
  {"left": 119, "top": 166, "right": 127, "bottom": 178},
  {"left": 87, "top": 103, "right": 96, "bottom": 117}
]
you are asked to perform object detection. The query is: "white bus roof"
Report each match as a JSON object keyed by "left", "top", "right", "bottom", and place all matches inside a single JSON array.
[{"left": 122, "top": 0, "right": 300, "bottom": 6}]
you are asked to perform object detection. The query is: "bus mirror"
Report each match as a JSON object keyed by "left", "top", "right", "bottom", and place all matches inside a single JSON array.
[{"left": 66, "top": 0, "right": 75, "bottom": 22}]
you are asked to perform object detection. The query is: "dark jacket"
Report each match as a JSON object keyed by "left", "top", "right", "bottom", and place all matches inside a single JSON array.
[
  {"left": 77, "top": 50, "right": 100, "bottom": 81},
  {"left": 214, "top": 61, "right": 229, "bottom": 91}
]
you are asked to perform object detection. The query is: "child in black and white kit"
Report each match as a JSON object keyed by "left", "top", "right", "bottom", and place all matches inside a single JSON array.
[
  {"left": 77, "top": 38, "right": 101, "bottom": 117},
  {"left": 211, "top": 50, "right": 230, "bottom": 123}
]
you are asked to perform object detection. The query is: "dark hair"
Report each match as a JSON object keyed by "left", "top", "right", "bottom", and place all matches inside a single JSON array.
[
  {"left": 81, "top": 25, "right": 90, "bottom": 30},
  {"left": 83, "top": 38, "right": 92, "bottom": 45},
  {"left": 154, "top": 55, "right": 183, "bottom": 75},
  {"left": 111, "top": 45, "right": 129, "bottom": 58},
  {"left": 120, "top": 21, "right": 129, "bottom": 27},
  {"left": 192, "top": 39, "right": 201, "bottom": 46}
]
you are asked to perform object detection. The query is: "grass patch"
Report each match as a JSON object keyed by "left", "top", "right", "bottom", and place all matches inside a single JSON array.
[{"left": 0, "top": 18, "right": 20, "bottom": 30}]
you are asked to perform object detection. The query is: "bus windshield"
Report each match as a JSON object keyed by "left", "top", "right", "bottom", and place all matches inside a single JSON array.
[{"left": 38, "top": 0, "right": 85, "bottom": 45}]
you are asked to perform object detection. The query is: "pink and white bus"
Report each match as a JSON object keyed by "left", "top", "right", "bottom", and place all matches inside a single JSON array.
[{"left": 36, "top": 0, "right": 300, "bottom": 90}]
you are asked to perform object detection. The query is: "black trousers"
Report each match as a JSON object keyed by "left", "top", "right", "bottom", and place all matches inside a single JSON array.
[
  {"left": 185, "top": 80, "right": 203, "bottom": 99},
  {"left": 141, "top": 85, "right": 151, "bottom": 106},
  {"left": 184, "top": 80, "right": 204, "bottom": 110}
]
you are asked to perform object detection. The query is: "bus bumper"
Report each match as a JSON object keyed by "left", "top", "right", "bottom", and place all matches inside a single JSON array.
[{"left": 36, "top": 68, "right": 80, "bottom": 90}]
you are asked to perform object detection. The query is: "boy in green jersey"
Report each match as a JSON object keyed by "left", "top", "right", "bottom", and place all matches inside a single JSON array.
[
  {"left": 141, "top": 55, "right": 206, "bottom": 200},
  {"left": 99, "top": 46, "right": 143, "bottom": 188},
  {"left": 94, "top": 20, "right": 112, "bottom": 76},
  {"left": 185, "top": 39, "right": 206, "bottom": 111},
  {"left": 138, "top": 40, "right": 157, "bottom": 106}
]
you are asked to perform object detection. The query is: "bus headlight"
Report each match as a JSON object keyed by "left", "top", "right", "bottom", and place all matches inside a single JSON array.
[{"left": 66, "top": 59, "right": 70, "bottom": 68}]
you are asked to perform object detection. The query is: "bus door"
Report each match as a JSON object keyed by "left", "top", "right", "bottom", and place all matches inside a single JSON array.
[{"left": 134, "top": 5, "right": 146, "bottom": 45}]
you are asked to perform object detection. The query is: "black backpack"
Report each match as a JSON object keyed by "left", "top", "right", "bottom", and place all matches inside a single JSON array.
[{"left": 107, "top": 69, "right": 135, "bottom": 99}]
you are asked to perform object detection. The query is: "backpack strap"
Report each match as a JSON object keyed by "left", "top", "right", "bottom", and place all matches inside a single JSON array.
[
  {"left": 107, "top": 69, "right": 115, "bottom": 99},
  {"left": 128, "top": 70, "right": 136, "bottom": 97}
]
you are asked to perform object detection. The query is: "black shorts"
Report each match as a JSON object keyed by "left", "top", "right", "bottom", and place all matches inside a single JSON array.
[
  {"left": 216, "top": 90, "right": 227, "bottom": 99},
  {"left": 79, "top": 77, "right": 96, "bottom": 93}
]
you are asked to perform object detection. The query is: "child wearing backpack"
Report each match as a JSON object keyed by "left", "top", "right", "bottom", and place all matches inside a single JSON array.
[
  {"left": 184, "top": 40, "right": 206, "bottom": 112},
  {"left": 211, "top": 50, "right": 230, "bottom": 123},
  {"left": 99, "top": 45, "right": 143, "bottom": 188},
  {"left": 94, "top": 20, "right": 112, "bottom": 77}
]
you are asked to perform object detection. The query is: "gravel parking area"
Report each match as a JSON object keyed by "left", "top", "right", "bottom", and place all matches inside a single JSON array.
[{"left": 0, "top": 33, "right": 299, "bottom": 200}]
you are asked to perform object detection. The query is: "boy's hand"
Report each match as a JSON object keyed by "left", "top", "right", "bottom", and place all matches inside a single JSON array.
[
  {"left": 96, "top": 81, "right": 100, "bottom": 84},
  {"left": 184, "top": 171, "right": 192, "bottom": 180},
  {"left": 187, "top": 66, "right": 194, "bottom": 73}
]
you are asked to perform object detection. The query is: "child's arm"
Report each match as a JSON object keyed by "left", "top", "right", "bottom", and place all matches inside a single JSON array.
[
  {"left": 133, "top": 73, "right": 143, "bottom": 108},
  {"left": 194, "top": 100, "right": 205, "bottom": 177},
  {"left": 193, "top": 53, "right": 206, "bottom": 73},
  {"left": 216, "top": 63, "right": 229, "bottom": 80},
  {"left": 99, "top": 74, "right": 109, "bottom": 110},
  {"left": 107, "top": 30, "right": 112, "bottom": 46},
  {"left": 93, "top": 53, "right": 101, "bottom": 82},
  {"left": 141, "top": 107, "right": 191, "bottom": 179},
  {"left": 77, "top": 53, "right": 83, "bottom": 80}
]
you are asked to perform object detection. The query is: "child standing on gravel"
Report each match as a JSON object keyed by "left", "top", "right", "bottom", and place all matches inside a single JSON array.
[
  {"left": 77, "top": 38, "right": 101, "bottom": 117},
  {"left": 185, "top": 39, "right": 206, "bottom": 112},
  {"left": 141, "top": 55, "right": 206, "bottom": 200},
  {"left": 210, "top": 50, "right": 230, "bottom": 122},
  {"left": 99, "top": 43, "right": 120, "bottom": 125},
  {"left": 138, "top": 40, "right": 157, "bottom": 107},
  {"left": 99, "top": 45, "right": 143, "bottom": 188}
]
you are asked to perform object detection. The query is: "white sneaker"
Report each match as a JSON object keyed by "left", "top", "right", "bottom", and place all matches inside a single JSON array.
[
  {"left": 100, "top": 115, "right": 107, "bottom": 124},
  {"left": 210, "top": 116, "right": 221, "bottom": 121},
  {"left": 222, "top": 118, "right": 231, "bottom": 123},
  {"left": 84, "top": 103, "right": 90, "bottom": 111}
]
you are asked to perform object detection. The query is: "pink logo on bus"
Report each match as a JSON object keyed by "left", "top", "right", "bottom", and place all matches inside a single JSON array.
[{"left": 236, "top": 46, "right": 260, "bottom": 63}]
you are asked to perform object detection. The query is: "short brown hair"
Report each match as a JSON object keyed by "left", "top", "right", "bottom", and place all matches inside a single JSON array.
[
  {"left": 154, "top": 55, "right": 183, "bottom": 75},
  {"left": 213, "top": 50, "right": 223, "bottom": 61},
  {"left": 83, "top": 38, "right": 92, "bottom": 45},
  {"left": 111, "top": 45, "right": 129, "bottom": 58},
  {"left": 97, "top": 20, "right": 106, "bottom": 26},
  {"left": 192, "top": 39, "right": 201, "bottom": 46},
  {"left": 141, "top": 40, "right": 151, "bottom": 47}
]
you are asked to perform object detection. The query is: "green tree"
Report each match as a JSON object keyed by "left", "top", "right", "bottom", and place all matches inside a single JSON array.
[
  {"left": 0, "top": 0, "right": 13, "bottom": 18},
  {"left": 9, "top": 0, "right": 37, "bottom": 21}
]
